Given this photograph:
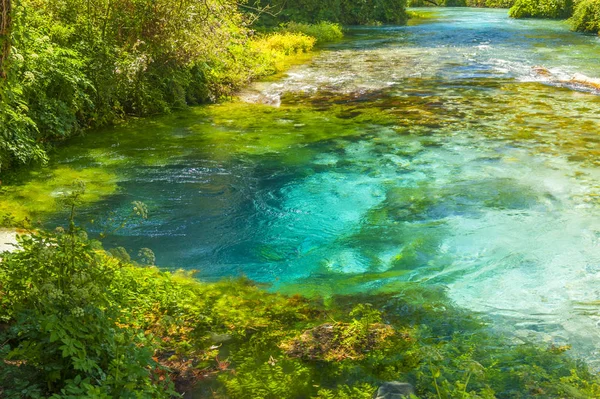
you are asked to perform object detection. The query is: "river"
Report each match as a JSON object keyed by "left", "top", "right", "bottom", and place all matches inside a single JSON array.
[{"left": 4, "top": 8, "right": 600, "bottom": 366}]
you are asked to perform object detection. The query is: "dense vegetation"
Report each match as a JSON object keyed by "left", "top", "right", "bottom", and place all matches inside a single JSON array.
[
  {"left": 569, "top": 0, "right": 600, "bottom": 31},
  {"left": 255, "top": 0, "right": 408, "bottom": 25},
  {"left": 408, "top": 0, "right": 600, "bottom": 33},
  {"left": 508, "top": 0, "right": 574, "bottom": 19},
  {"left": 2, "top": 200, "right": 600, "bottom": 398},
  {"left": 0, "top": 0, "right": 358, "bottom": 172},
  {"left": 407, "top": 0, "right": 515, "bottom": 8}
]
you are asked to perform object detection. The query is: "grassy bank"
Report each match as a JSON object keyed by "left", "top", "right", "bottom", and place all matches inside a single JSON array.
[
  {"left": 1, "top": 200, "right": 600, "bottom": 397},
  {"left": 0, "top": 0, "right": 352, "bottom": 173}
]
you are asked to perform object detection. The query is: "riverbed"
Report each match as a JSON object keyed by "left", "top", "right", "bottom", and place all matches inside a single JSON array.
[{"left": 3, "top": 8, "right": 600, "bottom": 366}]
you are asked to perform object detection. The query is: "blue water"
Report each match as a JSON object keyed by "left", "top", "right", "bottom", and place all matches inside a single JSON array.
[{"left": 26, "top": 8, "right": 600, "bottom": 364}]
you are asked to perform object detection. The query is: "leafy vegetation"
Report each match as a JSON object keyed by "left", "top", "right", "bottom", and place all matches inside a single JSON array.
[
  {"left": 407, "top": 0, "right": 515, "bottom": 8},
  {"left": 0, "top": 0, "right": 354, "bottom": 172},
  {"left": 569, "top": 0, "right": 600, "bottom": 32},
  {"left": 508, "top": 0, "right": 574, "bottom": 18},
  {"left": 277, "top": 22, "right": 344, "bottom": 44},
  {"left": 254, "top": 0, "right": 408, "bottom": 25},
  {"left": 466, "top": 0, "right": 515, "bottom": 7},
  {"left": 2, "top": 200, "right": 600, "bottom": 397}
]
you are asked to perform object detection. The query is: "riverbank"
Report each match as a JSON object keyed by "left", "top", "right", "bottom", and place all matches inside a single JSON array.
[
  {"left": 409, "top": 1, "right": 600, "bottom": 34},
  {"left": 1, "top": 7, "right": 600, "bottom": 398},
  {"left": 2, "top": 227, "right": 600, "bottom": 398},
  {"left": 0, "top": 0, "right": 407, "bottom": 174}
]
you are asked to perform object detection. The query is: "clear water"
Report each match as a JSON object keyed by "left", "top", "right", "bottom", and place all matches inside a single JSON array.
[{"left": 8, "top": 8, "right": 600, "bottom": 364}]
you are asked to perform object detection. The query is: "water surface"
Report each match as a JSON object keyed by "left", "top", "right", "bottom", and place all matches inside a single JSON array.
[{"left": 5, "top": 8, "right": 600, "bottom": 365}]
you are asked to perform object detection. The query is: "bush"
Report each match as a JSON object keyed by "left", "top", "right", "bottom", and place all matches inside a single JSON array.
[
  {"left": 280, "top": 21, "right": 344, "bottom": 44},
  {"left": 466, "top": 0, "right": 515, "bottom": 7},
  {"left": 570, "top": 0, "right": 600, "bottom": 32},
  {"left": 254, "top": 0, "right": 408, "bottom": 26},
  {"left": 0, "top": 0, "right": 344, "bottom": 172},
  {"left": 509, "top": 0, "right": 574, "bottom": 18},
  {"left": 0, "top": 229, "right": 174, "bottom": 397}
]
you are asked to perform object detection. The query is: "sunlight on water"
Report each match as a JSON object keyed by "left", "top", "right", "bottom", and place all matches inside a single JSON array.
[{"left": 5, "top": 8, "right": 600, "bottom": 366}]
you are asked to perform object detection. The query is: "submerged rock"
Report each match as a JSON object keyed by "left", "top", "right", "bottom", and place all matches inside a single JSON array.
[
  {"left": 570, "top": 73, "right": 600, "bottom": 90},
  {"left": 374, "top": 382, "right": 416, "bottom": 399},
  {"left": 531, "top": 66, "right": 600, "bottom": 92}
]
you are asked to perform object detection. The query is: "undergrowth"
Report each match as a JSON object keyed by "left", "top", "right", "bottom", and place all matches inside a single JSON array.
[
  {"left": 0, "top": 2, "right": 340, "bottom": 172},
  {"left": 1, "top": 194, "right": 600, "bottom": 398}
]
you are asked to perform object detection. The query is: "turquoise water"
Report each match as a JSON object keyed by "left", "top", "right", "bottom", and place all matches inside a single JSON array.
[{"left": 6, "top": 8, "right": 600, "bottom": 363}]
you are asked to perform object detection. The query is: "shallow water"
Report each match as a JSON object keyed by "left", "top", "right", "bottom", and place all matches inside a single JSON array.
[{"left": 4, "top": 8, "right": 600, "bottom": 364}]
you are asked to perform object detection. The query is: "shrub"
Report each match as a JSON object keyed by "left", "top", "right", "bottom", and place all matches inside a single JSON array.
[
  {"left": 0, "top": 229, "right": 174, "bottom": 397},
  {"left": 253, "top": 0, "right": 408, "bottom": 26},
  {"left": 466, "top": 0, "right": 515, "bottom": 7},
  {"left": 509, "top": 0, "right": 574, "bottom": 18},
  {"left": 280, "top": 21, "right": 344, "bottom": 44},
  {"left": 570, "top": 0, "right": 600, "bottom": 32}
]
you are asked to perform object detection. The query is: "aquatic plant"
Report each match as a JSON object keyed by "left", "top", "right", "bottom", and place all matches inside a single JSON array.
[{"left": 2, "top": 212, "right": 600, "bottom": 398}]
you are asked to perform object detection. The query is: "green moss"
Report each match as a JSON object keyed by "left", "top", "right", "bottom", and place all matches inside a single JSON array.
[
  {"left": 0, "top": 167, "right": 117, "bottom": 224},
  {"left": 199, "top": 101, "right": 395, "bottom": 160}
]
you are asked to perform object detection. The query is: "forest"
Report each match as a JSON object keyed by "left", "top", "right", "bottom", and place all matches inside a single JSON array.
[{"left": 1, "top": 0, "right": 600, "bottom": 398}]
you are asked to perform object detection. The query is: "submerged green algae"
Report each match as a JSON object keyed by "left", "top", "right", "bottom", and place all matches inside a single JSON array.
[
  {"left": 0, "top": 167, "right": 117, "bottom": 223},
  {"left": 1, "top": 8, "right": 600, "bottom": 374},
  {"left": 0, "top": 100, "right": 399, "bottom": 224}
]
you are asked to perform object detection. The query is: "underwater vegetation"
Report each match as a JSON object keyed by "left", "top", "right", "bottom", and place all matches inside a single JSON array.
[{"left": 2, "top": 216, "right": 600, "bottom": 398}]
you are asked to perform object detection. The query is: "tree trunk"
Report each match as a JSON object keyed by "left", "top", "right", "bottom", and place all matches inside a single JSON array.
[{"left": 0, "top": 0, "right": 11, "bottom": 79}]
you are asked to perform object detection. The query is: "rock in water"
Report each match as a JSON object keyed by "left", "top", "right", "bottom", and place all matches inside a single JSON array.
[
  {"left": 374, "top": 382, "right": 416, "bottom": 399},
  {"left": 570, "top": 73, "right": 600, "bottom": 90}
]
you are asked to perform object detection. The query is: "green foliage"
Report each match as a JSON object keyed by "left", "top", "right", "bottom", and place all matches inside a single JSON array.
[
  {"left": 256, "top": 33, "right": 316, "bottom": 56},
  {"left": 254, "top": 0, "right": 408, "bottom": 26},
  {"left": 280, "top": 21, "right": 344, "bottom": 44},
  {"left": 570, "top": 0, "right": 600, "bottom": 32},
  {"left": 509, "top": 0, "right": 574, "bottom": 18},
  {"left": 443, "top": 0, "right": 467, "bottom": 6},
  {"left": 0, "top": 1, "right": 345, "bottom": 172},
  {"left": 2, "top": 214, "right": 600, "bottom": 397},
  {"left": 465, "top": 0, "right": 515, "bottom": 7},
  {"left": 407, "top": 0, "right": 514, "bottom": 7},
  {"left": 220, "top": 358, "right": 312, "bottom": 399},
  {"left": 313, "top": 384, "right": 376, "bottom": 399},
  {"left": 0, "top": 229, "right": 174, "bottom": 397}
]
